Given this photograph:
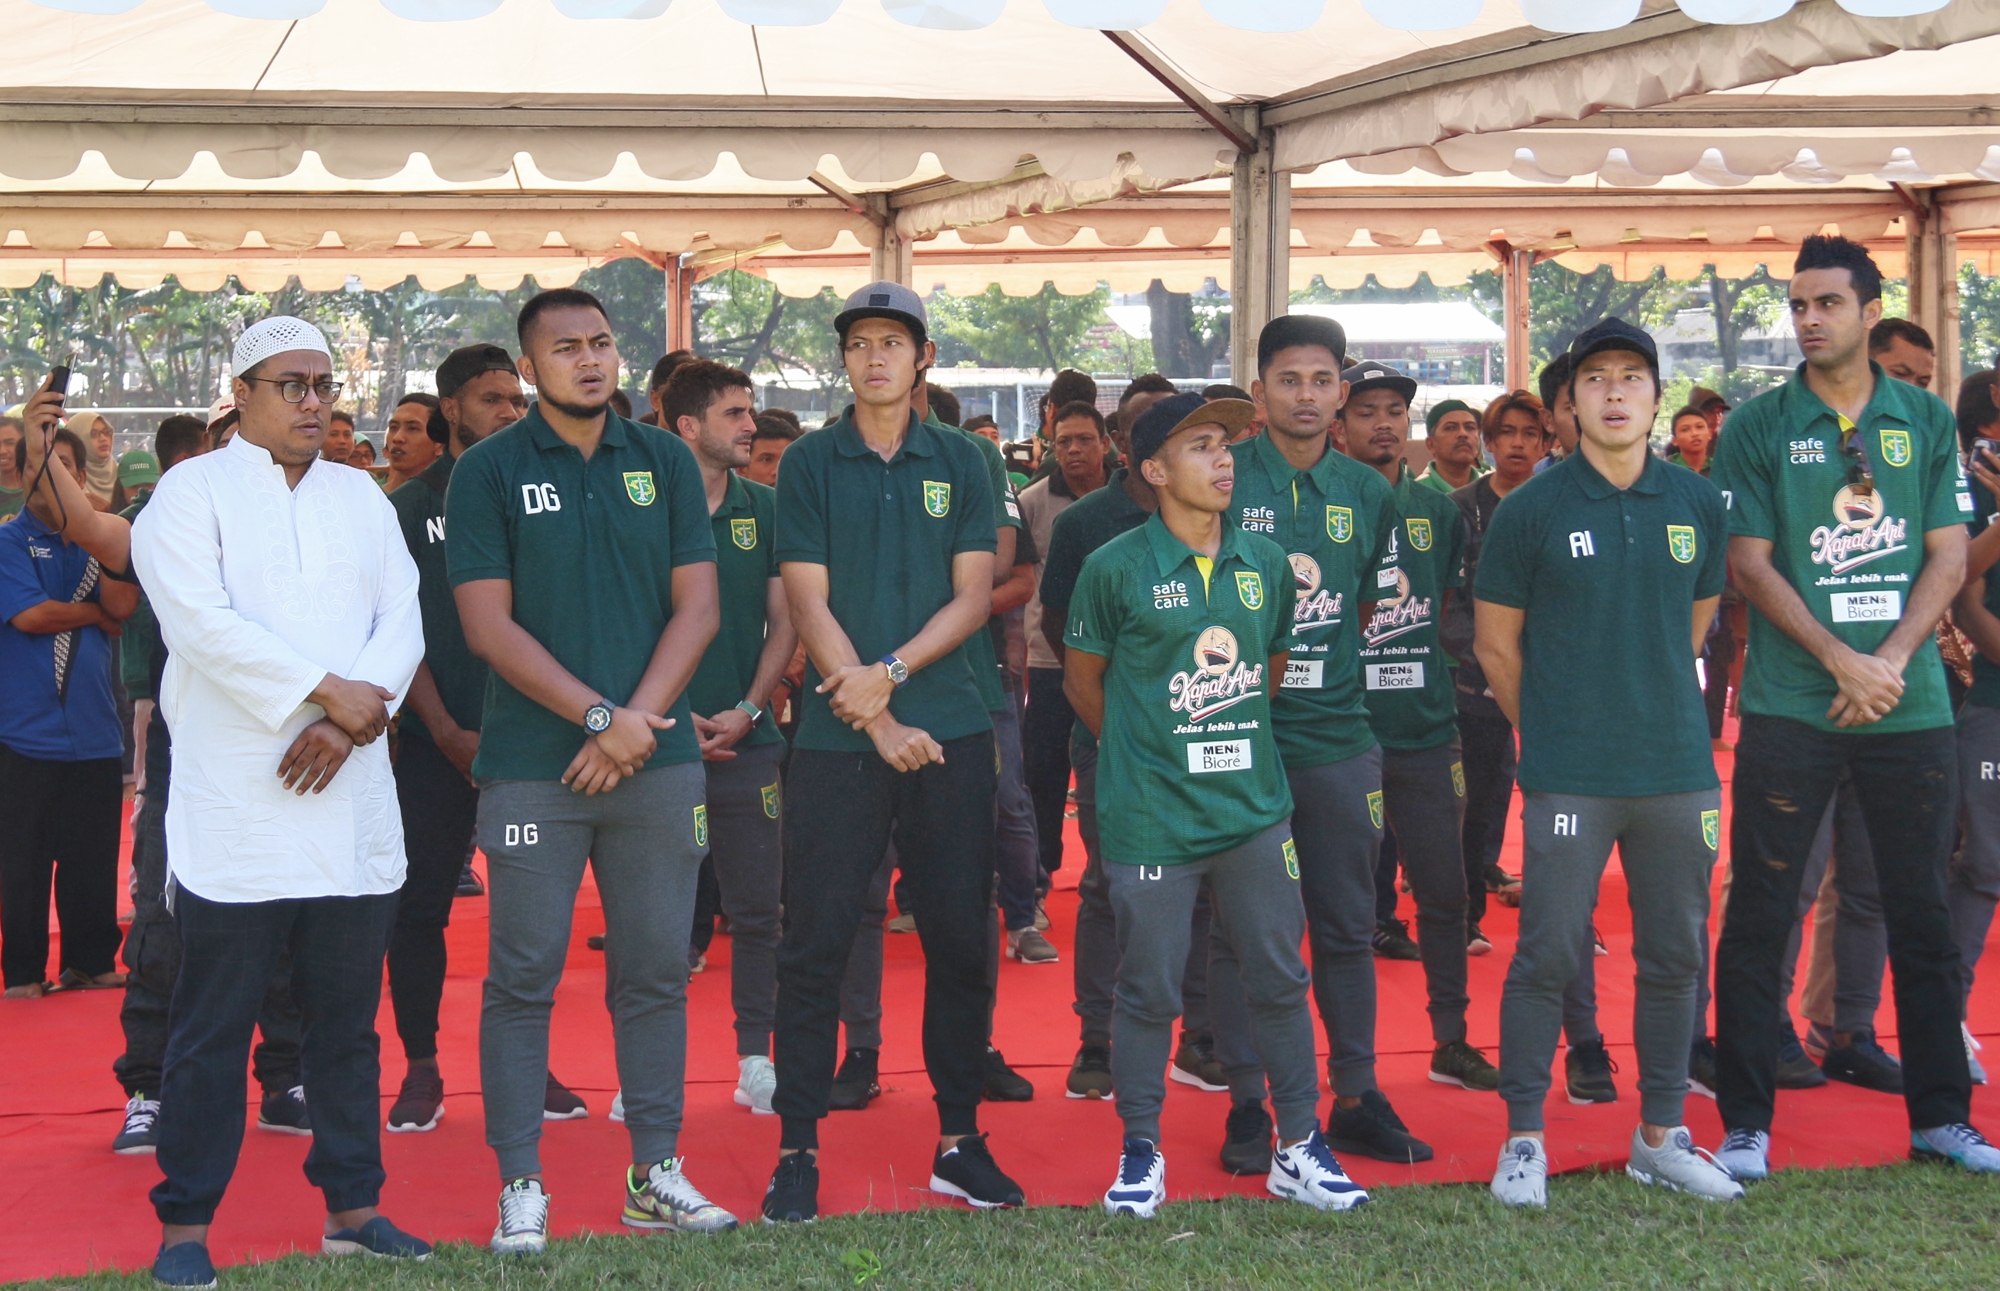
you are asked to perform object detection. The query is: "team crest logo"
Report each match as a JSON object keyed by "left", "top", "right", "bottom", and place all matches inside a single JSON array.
[
  {"left": 1366, "top": 790, "right": 1384, "bottom": 831},
  {"left": 1282, "top": 839, "right": 1299, "bottom": 880},
  {"left": 694, "top": 804, "right": 709, "bottom": 849},
  {"left": 923, "top": 480, "right": 952, "bottom": 517},
  {"left": 1235, "top": 570, "right": 1264, "bottom": 610},
  {"left": 1667, "top": 525, "right": 1697, "bottom": 564},
  {"left": 1326, "top": 505, "right": 1353, "bottom": 544},
  {"left": 761, "top": 783, "right": 780, "bottom": 820},
  {"left": 623, "top": 471, "right": 656, "bottom": 506},
  {"left": 731, "top": 518, "right": 758, "bottom": 550},
  {"left": 1407, "top": 518, "right": 1433, "bottom": 551},
  {"left": 1701, "top": 808, "right": 1720, "bottom": 852},
  {"left": 1880, "top": 428, "right": 1912, "bottom": 468},
  {"left": 1194, "top": 626, "right": 1240, "bottom": 676},
  {"left": 1451, "top": 761, "right": 1466, "bottom": 798}
]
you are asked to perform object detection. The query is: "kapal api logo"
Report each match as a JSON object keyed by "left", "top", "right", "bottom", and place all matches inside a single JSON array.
[
  {"left": 1169, "top": 626, "right": 1265, "bottom": 723},
  {"left": 1289, "top": 553, "right": 1344, "bottom": 631},
  {"left": 1812, "top": 484, "right": 1908, "bottom": 574}
]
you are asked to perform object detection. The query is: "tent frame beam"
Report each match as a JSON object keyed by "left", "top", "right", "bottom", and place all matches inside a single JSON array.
[{"left": 1101, "top": 30, "right": 1258, "bottom": 154}]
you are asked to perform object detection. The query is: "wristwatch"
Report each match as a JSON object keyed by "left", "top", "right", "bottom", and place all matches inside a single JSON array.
[
  {"left": 880, "top": 655, "right": 911, "bottom": 688},
  {"left": 583, "top": 700, "right": 615, "bottom": 734},
  {"left": 735, "top": 699, "right": 764, "bottom": 724}
]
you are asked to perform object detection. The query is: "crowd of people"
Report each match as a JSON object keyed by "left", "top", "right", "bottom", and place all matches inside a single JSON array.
[{"left": 5, "top": 231, "right": 2000, "bottom": 1285}]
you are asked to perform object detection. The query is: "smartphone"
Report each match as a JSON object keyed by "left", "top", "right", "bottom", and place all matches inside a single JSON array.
[
  {"left": 1976, "top": 440, "right": 2000, "bottom": 471},
  {"left": 46, "top": 356, "right": 71, "bottom": 401}
]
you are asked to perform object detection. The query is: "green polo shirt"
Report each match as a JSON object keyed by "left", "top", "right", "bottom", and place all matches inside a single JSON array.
[
  {"left": 774, "top": 411, "right": 997, "bottom": 753},
  {"left": 685, "top": 471, "right": 782, "bottom": 750},
  {"left": 1066, "top": 513, "right": 1298, "bottom": 865},
  {"left": 0, "top": 483, "right": 22, "bottom": 521},
  {"left": 445, "top": 407, "right": 715, "bottom": 780},
  {"left": 1362, "top": 463, "right": 1468, "bottom": 751},
  {"left": 1712, "top": 362, "right": 1971, "bottom": 734},
  {"left": 927, "top": 411, "right": 1020, "bottom": 714},
  {"left": 391, "top": 452, "right": 488, "bottom": 743},
  {"left": 1229, "top": 432, "right": 1399, "bottom": 769},
  {"left": 1475, "top": 452, "right": 1727, "bottom": 797},
  {"left": 1967, "top": 478, "right": 2000, "bottom": 710},
  {"left": 1414, "top": 461, "right": 1488, "bottom": 495}
]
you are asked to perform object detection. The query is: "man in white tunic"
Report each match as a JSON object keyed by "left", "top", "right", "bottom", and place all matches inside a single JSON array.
[{"left": 131, "top": 317, "right": 428, "bottom": 1288}]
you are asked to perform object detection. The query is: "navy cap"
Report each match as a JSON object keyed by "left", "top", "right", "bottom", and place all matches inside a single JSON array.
[
  {"left": 1343, "top": 360, "right": 1417, "bottom": 404},
  {"left": 1567, "top": 317, "right": 1659, "bottom": 373},
  {"left": 834, "top": 281, "right": 928, "bottom": 348},
  {"left": 1129, "top": 391, "right": 1257, "bottom": 465},
  {"left": 437, "top": 344, "right": 516, "bottom": 398}
]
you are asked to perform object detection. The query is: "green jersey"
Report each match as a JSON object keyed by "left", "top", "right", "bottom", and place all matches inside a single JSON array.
[
  {"left": 1361, "top": 463, "right": 1468, "bottom": 751},
  {"left": 1712, "top": 362, "right": 1971, "bottom": 734},
  {"left": 1066, "top": 512, "right": 1298, "bottom": 865},
  {"left": 1228, "top": 432, "right": 1398, "bottom": 769},
  {"left": 926, "top": 411, "right": 1020, "bottom": 714},
  {"left": 685, "top": 471, "right": 782, "bottom": 749},
  {"left": 1414, "top": 461, "right": 1487, "bottom": 495},
  {"left": 1963, "top": 477, "right": 2000, "bottom": 710}
]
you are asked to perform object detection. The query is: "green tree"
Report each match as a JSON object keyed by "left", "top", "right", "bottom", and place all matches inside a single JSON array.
[
  {"left": 931, "top": 284, "right": 1108, "bottom": 373},
  {"left": 1143, "top": 281, "right": 1228, "bottom": 379},
  {"left": 1962, "top": 265, "right": 2000, "bottom": 374},
  {"left": 691, "top": 270, "right": 847, "bottom": 409}
]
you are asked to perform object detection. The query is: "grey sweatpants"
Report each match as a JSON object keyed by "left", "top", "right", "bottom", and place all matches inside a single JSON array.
[
  {"left": 1500, "top": 789, "right": 1720, "bottom": 1132},
  {"left": 1107, "top": 824, "right": 1319, "bottom": 1144},
  {"left": 1382, "top": 743, "right": 1471, "bottom": 1043},
  {"left": 1953, "top": 703, "right": 2000, "bottom": 1007},
  {"left": 706, "top": 743, "right": 784, "bottom": 1056},
  {"left": 478, "top": 763, "right": 706, "bottom": 1178}
]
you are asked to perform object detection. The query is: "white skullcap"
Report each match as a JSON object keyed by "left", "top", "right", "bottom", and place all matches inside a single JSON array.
[{"left": 233, "top": 316, "right": 332, "bottom": 375}]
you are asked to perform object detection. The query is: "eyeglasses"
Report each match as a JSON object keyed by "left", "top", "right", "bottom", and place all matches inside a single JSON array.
[
  {"left": 244, "top": 377, "right": 344, "bottom": 405},
  {"left": 1838, "top": 422, "right": 1874, "bottom": 496}
]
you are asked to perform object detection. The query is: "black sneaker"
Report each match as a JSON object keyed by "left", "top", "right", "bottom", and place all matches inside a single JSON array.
[
  {"left": 1687, "top": 1035, "right": 1719, "bottom": 1099},
  {"left": 1466, "top": 920, "right": 1493, "bottom": 957},
  {"left": 829, "top": 1047, "right": 881, "bottom": 1110},
  {"left": 1325, "top": 1089, "right": 1433, "bottom": 1164},
  {"left": 1775, "top": 1023, "right": 1828, "bottom": 1090},
  {"left": 761, "top": 1152, "right": 819, "bottom": 1224},
  {"left": 1220, "top": 1098, "right": 1273, "bottom": 1174},
  {"left": 1565, "top": 1038, "right": 1618, "bottom": 1104},
  {"left": 1169, "top": 1030, "right": 1226, "bottom": 1091},
  {"left": 1429, "top": 1040, "right": 1500, "bottom": 1092},
  {"left": 387, "top": 1066, "right": 445, "bottom": 1132},
  {"left": 929, "top": 1132, "right": 1024, "bottom": 1209},
  {"left": 543, "top": 1071, "right": 588, "bottom": 1120},
  {"left": 1371, "top": 918, "right": 1422, "bottom": 961},
  {"left": 1822, "top": 1031, "right": 1904, "bottom": 1095},
  {"left": 322, "top": 1215, "right": 432, "bottom": 1260},
  {"left": 1483, "top": 864, "right": 1521, "bottom": 906},
  {"left": 1066, "top": 1042, "right": 1113, "bottom": 1100},
  {"left": 456, "top": 860, "right": 485, "bottom": 897},
  {"left": 152, "top": 1241, "right": 216, "bottom": 1290},
  {"left": 114, "top": 1093, "right": 160, "bottom": 1154},
  {"left": 983, "top": 1047, "right": 1035, "bottom": 1102},
  {"left": 257, "top": 1085, "right": 311, "bottom": 1136}
]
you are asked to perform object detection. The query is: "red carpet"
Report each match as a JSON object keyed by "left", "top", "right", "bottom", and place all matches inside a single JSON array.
[{"left": 6, "top": 737, "right": 2000, "bottom": 1280}]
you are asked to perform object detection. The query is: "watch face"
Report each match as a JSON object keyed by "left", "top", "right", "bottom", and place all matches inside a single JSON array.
[{"left": 585, "top": 705, "right": 612, "bottom": 733}]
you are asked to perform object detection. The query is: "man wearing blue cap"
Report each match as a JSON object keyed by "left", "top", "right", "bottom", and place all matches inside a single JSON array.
[{"left": 765, "top": 281, "right": 1023, "bottom": 1222}]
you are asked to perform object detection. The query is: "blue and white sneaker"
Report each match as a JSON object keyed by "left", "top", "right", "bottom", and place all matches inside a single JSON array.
[
  {"left": 1267, "top": 1129, "right": 1369, "bottom": 1212},
  {"left": 1491, "top": 1136, "right": 1548, "bottom": 1209},
  {"left": 1913, "top": 1123, "right": 2000, "bottom": 1173},
  {"left": 1715, "top": 1128, "right": 1770, "bottom": 1182},
  {"left": 1625, "top": 1126, "right": 1742, "bottom": 1201},
  {"left": 1104, "top": 1138, "right": 1166, "bottom": 1218}
]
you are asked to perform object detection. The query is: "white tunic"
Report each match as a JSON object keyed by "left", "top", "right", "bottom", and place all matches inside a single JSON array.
[{"left": 131, "top": 434, "right": 424, "bottom": 903}]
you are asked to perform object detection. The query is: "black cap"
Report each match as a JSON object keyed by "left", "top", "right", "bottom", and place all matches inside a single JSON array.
[
  {"left": 1128, "top": 391, "right": 1257, "bottom": 465},
  {"left": 1342, "top": 360, "right": 1417, "bottom": 403},
  {"left": 1567, "top": 317, "right": 1658, "bottom": 373},
  {"left": 437, "top": 344, "right": 517, "bottom": 398}
]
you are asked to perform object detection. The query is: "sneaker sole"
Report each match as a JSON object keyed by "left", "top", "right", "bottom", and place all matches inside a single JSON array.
[
  {"left": 1103, "top": 1194, "right": 1163, "bottom": 1219},
  {"left": 543, "top": 1107, "right": 589, "bottom": 1120},
  {"left": 1267, "top": 1177, "right": 1368, "bottom": 1212},
  {"left": 622, "top": 1208, "right": 740, "bottom": 1232},
  {"left": 1624, "top": 1164, "right": 1742, "bottom": 1201},
  {"left": 1427, "top": 1071, "right": 1500, "bottom": 1093},
  {"left": 256, "top": 1121, "right": 312, "bottom": 1137},
  {"left": 1066, "top": 1086, "right": 1113, "bottom": 1099},
  {"left": 1467, "top": 943, "right": 1492, "bottom": 957},
  {"left": 1686, "top": 1078, "right": 1718, "bottom": 1100},
  {"left": 152, "top": 1272, "right": 216, "bottom": 1289},
  {"left": 1167, "top": 1066, "right": 1227, "bottom": 1093},
  {"left": 114, "top": 1141, "right": 159, "bottom": 1155},
  {"left": 1566, "top": 1091, "right": 1618, "bottom": 1105},
  {"left": 1823, "top": 1069, "right": 1904, "bottom": 1096},
  {"left": 490, "top": 1238, "right": 548, "bottom": 1256},
  {"left": 385, "top": 1107, "right": 442, "bottom": 1133},
  {"left": 928, "top": 1175, "right": 1021, "bottom": 1209},
  {"left": 321, "top": 1238, "right": 429, "bottom": 1259},
  {"left": 733, "top": 1089, "right": 777, "bottom": 1115}
]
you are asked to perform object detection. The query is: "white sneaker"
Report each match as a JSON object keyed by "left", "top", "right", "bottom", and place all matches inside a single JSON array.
[
  {"left": 1716, "top": 1127, "right": 1770, "bottom": 1182},
  {"left": 1491, "top": 1136, "right": 1547, "bottom": 1208},
  {"left": 1625, "top": 1126, "right": 1743, "bottom": 1200},
  {"left": 735, "top": 1056, "right": 777, "bottom": 1115},
  {"left": 1266, "top": 1130, "right": 1369, "bottom": 1211},
  {"left": 1103, "top": 1138, "right": 1166, "bottom": 1218},
  {"left": 1965, "top": 1024, "right": 1988, "bottom": 1086},
  {"left": 623, "top": 1157, "right": 739, "bottom": 1232},
  {"left": 1913, "top": 1123, "right": 2000, "bottom": 1173},
  {"left": 610, "top": 1089, "right": 624, "bottom": 1123},
  {"left": 491, "top": 1178, "right": 550, "bottom": 1256}
]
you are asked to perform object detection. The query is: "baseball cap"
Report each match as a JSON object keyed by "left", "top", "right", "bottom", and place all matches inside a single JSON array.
[
  {"left": 834, "top": 281, "right": 928, "bottom": 348},
  {"left": 437, "top": 344, "right": 517, "bottom": 398},
  {"left": 204, "top": 396, "right": 236, "bottom": 427},
  {"left": 1343, "top": 360, "right": 1417, "bottom": 404},
  {"left": 117, "top": 449, "right": 160, "bottom": 487},
  {"left": 1567, "top": 317, "right": 1659, "bottom": 374},
  {"left": 1425, "top": 398, "right": 1476, "bottom": 431},
  {"left": 1689, "top": 384, "right": 1731, "bottom": 412},
  {"left": 1128, "top": 392, "right": 1257, "bottom": 465}
]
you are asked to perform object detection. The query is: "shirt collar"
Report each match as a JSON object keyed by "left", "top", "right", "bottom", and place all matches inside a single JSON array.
[
  {"left": 832, "top": 410, "right": 934, "bottom": 459},
  {"left": 716, "top": 469, "right": 753, "bottom": 515},
  {"left": 1569, "top": 449, "right": 1666, "bottom": 499},
  {"left": 1251, "top": 428, "right": 1339, "bottom": 493},
  {"left": 225, "top": 428, "right": 324, "bottom": 484},
  {"left": 419, "top": 451, "right": 455, "bottom": 490},
  {"left": 1143, "top": 510, "right": 1241, "bottom": 580},
  {"left": 522, "top": 405, "right": 630, "bottom": 452},
  {"left": 1782, "top": 360, "right": 1913, "bottom": 431},
  {"left": 10, "top": 506, "right": 60, "bottom": 544},
  {"left": 1101, "top": 468, "right": 1147, "bottom": 522}
]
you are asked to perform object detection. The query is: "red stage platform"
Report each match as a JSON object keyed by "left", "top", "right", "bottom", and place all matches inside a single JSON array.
[{"left": 4, "top": 743, "right": 1998, "bottom": 1281}]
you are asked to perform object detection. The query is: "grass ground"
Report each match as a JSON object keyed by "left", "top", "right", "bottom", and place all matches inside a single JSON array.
[{"left": 19, "top": 1162, "right": 2000, "bottom": 1291}]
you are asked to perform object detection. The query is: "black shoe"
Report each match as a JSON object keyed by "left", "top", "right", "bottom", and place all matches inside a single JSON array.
[
  {"left": 456, "top": 860, "right": 485, "bottom": 897},
  {"left": 1220, "top": 1098, "right": 1273, "bottom": 1175},
  {"left": 543, "top": 1071, "right": 588, "bottom": 1120},
  {"left": 828, "top": 1047, "right": 881, "bottom": 1110},
  {"left": 1371, "top": 917, "right": 1422, "bottom": 961},
  {"left": 762, "top": 1152, "right": 819, "bottom": 1223},
  {"left": 1169, "top": 1030, "right": 1226, "bottom": 1091},
  {"left": 929, "top": 1132, "right": 1023, "bottom": 1209},
  {"left": 1688, "top": 1035, "right": 1719, "bottom": 1099},
  {"left": 152, "top": 1241, "right": 216, "bottom": 1290},
  {"left": 113, "top": 1093, "right": 160, "bottom": 1154},
  {"left": 1429, "top": 1039, "right": 1500, "bottom": 1092},
  {"left": 1483, "top": 864, "right": 1521, "bottom": 906},
  {"left": 1325, "top": 1089, "right": 1433, "bottom": 1164},
  {"left": 983, "top": 1047, "right": 1035, "bottom": 1102},
  {"left": 257, "top": 1085, "right": 311, "bottom": 1136},
  {"left": 1775, "top": 1024, "right": 1829, "bottom": 1090},
  {"left": 1822, "top": 1031, "right": 1905, "bottom": 1095},
  {"left": 1066, "top": 1042, "right": 1113, "bottom": 1100},
  {"left": 322, "top": 1215, "right": 432, "bottom": 1260},
  {"left": 1466, "top": 920, "right": 1492, "bottom": 956},
  {"left": 1565, "top": 1038, "right": 1619, "bottom": 1105}
]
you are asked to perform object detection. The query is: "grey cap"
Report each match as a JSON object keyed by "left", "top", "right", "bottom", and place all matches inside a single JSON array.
[
  {"left": 1343, "top": 360, "right": 1417, "bottom": 403},
  {"left": 835, "top": 281, "right": 928, "bottom": 348}
]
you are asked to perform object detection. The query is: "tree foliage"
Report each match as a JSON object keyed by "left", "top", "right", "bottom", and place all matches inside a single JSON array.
[{"left": 930, "top": 284, "right": 1108, "bottom": 372}]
